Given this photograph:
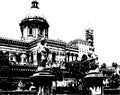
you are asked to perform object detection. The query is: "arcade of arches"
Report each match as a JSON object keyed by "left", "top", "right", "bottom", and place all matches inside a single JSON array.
[{"left": 0, "top": 50, "right": 78, "bottom": 67}]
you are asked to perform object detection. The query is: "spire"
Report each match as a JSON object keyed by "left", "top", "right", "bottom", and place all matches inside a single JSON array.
[{"left": 31, "top": 0, "right": 39, "bottom": 9}]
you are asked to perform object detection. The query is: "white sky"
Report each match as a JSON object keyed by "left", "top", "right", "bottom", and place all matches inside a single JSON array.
[{"left": 0, "top": 0, "right": 120, "bottom": 66}]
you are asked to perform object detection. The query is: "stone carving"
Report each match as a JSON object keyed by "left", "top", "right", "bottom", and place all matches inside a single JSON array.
[{"left": 36, "top": 38, "right": 49, "bottom": 67}]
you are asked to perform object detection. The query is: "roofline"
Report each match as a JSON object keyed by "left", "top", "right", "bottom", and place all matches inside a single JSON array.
[{"left": 0, "top": 37, "right": 78, "bottom": 51}]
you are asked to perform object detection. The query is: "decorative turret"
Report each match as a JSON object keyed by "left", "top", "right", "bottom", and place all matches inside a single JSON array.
[
  {"left": 85, "top": 28, "right": 95, "bottom": 52},
  {"left": 85, "top": 28, "right": 94, "bottom": 47},
  {"left": 19, "top": 0, "right": 49, "bottom": 42},
  {"left": 31, "top": 0, "right": 39, "bottom": 9}
]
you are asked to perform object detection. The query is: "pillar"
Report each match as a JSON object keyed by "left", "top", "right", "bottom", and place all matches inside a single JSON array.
[
  {"left": 56, "top": 52, "right": 59, "bottom": 62},
  {"left": 69, "top": 53, "right": 72, "bottom": 62},
  {"left": 56, "top": 52, "right": 60, "bottom": 67},
  {"left": 45, "top": 28, "right": 48, "bottom": 38},
  {"left": 33, "top": 51, "right": 37, "bottom": 65},
  {"left": 73, "top": 54, "right": 76, "bottom": 61},
  {"left": 48, "top": 51, "right": 52, "bottom": 61}
]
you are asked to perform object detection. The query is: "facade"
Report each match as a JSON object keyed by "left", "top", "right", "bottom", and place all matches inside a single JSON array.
[
  {"left": 0, "top": 0, "right": 94, "bottom": 68},
  {"left": 68, "top": 28, "right": 95, "bottom": 60},
  {"left": 0, "top": 0, "right": 95, "bottom": 91}
]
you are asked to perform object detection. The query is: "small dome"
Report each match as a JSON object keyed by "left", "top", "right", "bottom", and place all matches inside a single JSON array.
[{"left": 27, "top": 0, "right": 45, "bottom": 18}]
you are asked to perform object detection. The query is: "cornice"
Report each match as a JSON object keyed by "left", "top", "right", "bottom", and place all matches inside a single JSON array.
[
  {"left": 0, "top": 37, "right": 29, "bottom": 49},
  {"left": 0, "top": 37, "right": 79, "bottom": 52}
]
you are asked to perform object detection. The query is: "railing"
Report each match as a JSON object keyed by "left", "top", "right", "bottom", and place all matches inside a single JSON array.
[
  {"left": 0, "top": 64, "right": 37, "bottom": 72},
  {"left": 0, "top": 91, "right": 37, "bottom": 95}
]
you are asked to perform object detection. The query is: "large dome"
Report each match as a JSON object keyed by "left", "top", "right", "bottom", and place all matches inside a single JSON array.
[{"left": 27, "top": 0, "right": 45, "bottom": 18}]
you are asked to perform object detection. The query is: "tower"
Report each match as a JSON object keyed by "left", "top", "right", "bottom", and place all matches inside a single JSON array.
[
  {"left": 85, "top": 28, "right": 94, "bottom": 47},
  {"left": 85, "top": 28, "right": 95, "bottom": 52},
  {"left": 19, "top": 0, "right": 49, "bottom": 42}
]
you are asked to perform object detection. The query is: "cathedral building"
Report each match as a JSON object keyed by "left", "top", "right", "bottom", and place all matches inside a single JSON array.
[
  {"left": 0, "top": 0, "right": 95, "bottom": 90},
  {"left": 0, "top": 0, "right": 94, "bottom": 67}
]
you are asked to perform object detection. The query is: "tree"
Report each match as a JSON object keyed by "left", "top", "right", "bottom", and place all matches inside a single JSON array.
[
  {"left": 108, "top": 73, "right": 120, "bottom": 88},
  {"left": 88, "top": 58, "right": 98, "bottom": 70},
  {"left": 65, "top": 54, "right": 98, "bottom": 90},
  {"left": 112, "top": 62, "right": 118, "bottom": 69},
  {"left": 51, "top": 67, "right": 63, "bottom": 87},
  {"left": 100, "top": 63, "right": 107, "bottom": 69}
]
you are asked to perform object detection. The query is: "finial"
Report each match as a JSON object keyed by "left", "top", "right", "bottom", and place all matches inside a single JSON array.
[{"left": 31, "top": 0, "right": 39, "bottom": 9}]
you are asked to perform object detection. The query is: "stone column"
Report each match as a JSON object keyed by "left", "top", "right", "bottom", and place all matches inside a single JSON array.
[
  {"left": 42, "top": 29, "right": 46, "bottom": 37},
  {"left": 61, "top": 52, "right": 65, "bottom": 67},
  {"left": 33, "top": 51, "right": 37, "bottom": 65},
  {"left": 69, "top": 53, "right": 72, "bottom": 62},
  {"left": 48, "top": 51, "right": 52, "bottom": 61},
  {"left": 56, "top": 52, "right": 61, "bottom": 67},
  {"left": 56, "top": 52, "right": 59, "bottom": 62},
  {"left": 45, "top": 28, "right": 48, "bottom": 38},
  {"left": 59, "top": 52, "right": 63, "bottom": 67},
  {"left": 28, "top": 53, "right": 31, "bottom": 63},
  {"left": 73, "top": 54, "right": 76, "bottom": 61},
  {"left": 63, "top": 53, "right": 65, "bottom": 62},
  {"left": 20, "top": 26, "right": 24, "bottom": 39}
]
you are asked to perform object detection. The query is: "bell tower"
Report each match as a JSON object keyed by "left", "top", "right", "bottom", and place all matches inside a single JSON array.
[{"left": 19, "top": 0, "right": 49, "bottom": 42}]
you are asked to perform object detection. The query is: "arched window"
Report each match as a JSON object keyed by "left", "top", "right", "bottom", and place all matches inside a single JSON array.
[
  {"left": 28, "top": 28, "right": 33, "bottom": 36},
  {"left": 20, "top": 53, "right": 27, "bottom": 65},
  {"left": 16, "top": 53, "right": 22, "bottom": 63},
  {"left": 75, "top": 54, "right": 78, "bottom": 61},
  {"left": 9, "top": 52, "right": 17, "bottom": 63},
  {"left": 29, "top": 28, "right": 32, "bottom": 34}
]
